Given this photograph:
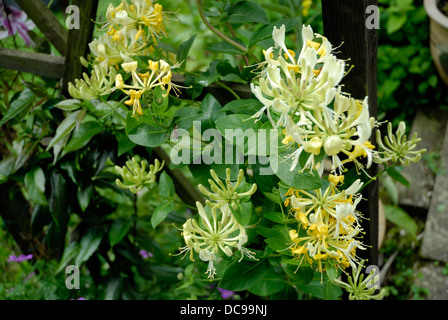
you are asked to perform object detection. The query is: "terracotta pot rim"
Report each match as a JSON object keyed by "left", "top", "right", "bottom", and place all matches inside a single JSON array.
[{"left": 425, "top": 0, "right": 448, "bottom": 28}]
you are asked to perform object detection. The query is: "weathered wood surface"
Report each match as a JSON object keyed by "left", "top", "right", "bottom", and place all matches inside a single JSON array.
[
  {"left": 322, "top": 0, "right": 379, "bottom": 266},
  {"left": 15, "top": 0, "right": 68, "bottom": 56},
  {"left": 0, "top": 48, "right": 65, "bottom": 78},
  {"left": 62, "top": 0, "right": 98, "bottom": 96}
]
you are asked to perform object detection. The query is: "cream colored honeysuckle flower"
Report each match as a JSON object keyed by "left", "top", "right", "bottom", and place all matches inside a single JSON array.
[
  {"left": 285, "top": 90, "right": 375, "bottom": 174},
  {"left": 115, "top": 157, "right": 164, "bottom": 193},
  {"left": 249, "top": 24, "right": 348, "bottom": 151},
  {"left": 68, "top": 64, "right": 117, "bottom": 100},
  {"left": 103, "top": 0, "right": 168, "bottom": 45},
  {"left": 89, "top": 33, "right": 145, "bottom": 69},
  {"left": 198, "top": 168, "right": 257, "bottom": 211},
  {"left": 373, "top": 121, "right": 426, "bottom": 166},
  {"left": 177, "top": 202, "right": 257, "bottom": 279}
]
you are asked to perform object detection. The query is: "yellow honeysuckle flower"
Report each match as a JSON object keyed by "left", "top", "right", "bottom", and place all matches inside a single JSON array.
[
  {"left": 124, "top": 89, "right": 143, "bottom": 117},
  {"left": 115, "top": 59, "right": 182, "bottom": 117},
  {"left": 285, "top": 179, "right": 365, "bottom": 273}
]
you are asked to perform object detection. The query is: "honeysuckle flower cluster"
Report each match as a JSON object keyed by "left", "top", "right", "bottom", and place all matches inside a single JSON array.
[
  {"left": 115, "top": 157, "right": 164, "bottom": 193},
  {"left": 374, "top": 121, "right": 426, "bottom": 166},
  {"left": 332, "top": 259, "right": 386, "bottom": 300},
  {"left": 198, "top": 168, "right": 257, "bottom": 211},
  {"left": 115, "top": 59, "right": 181, "bottom": 117},
  {"left": 68, "top": 64, "right": 117, "bottom": 100},
  {"left": 178, "top": 202, "right": 257, "bottom": 279},
  {"left": 248, "top": 25, "right": 426, "bottom": 296},
  {"left": 252, "top": 24, "right": 425, "bottom": 179},
  {"left": 91, "top": 0, "right": 170, "bottom": 69},
  {"left": 285, "top": 176, "right": 366, "bottom": 273},
  {"left": 250, "top": 24, "right": 378, "bottom": 176},
  {"left": 176, "top": 169, "right": 257, "bottom": 279}
]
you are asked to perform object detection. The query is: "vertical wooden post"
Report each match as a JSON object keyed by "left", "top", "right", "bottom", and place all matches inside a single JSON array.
[
  {"left": 62, "top": 0, "right": 98, "bottom": 96},
  {"left": 321, "top": 0, "right": 379, "bottom": 267}
]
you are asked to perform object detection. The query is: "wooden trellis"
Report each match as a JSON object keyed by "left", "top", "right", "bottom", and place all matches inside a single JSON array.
[{"left": 0, "top": 0, "right": 378, "bottom": 265}]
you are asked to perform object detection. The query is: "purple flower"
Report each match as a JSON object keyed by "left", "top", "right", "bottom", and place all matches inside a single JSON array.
[
  {"left": 139, "top": 249, "right": 153, "bottom": 259},
  {"left": 7, "top": 253, "right": 33, "bottom": 262},
  {"left": 69, "top": 297, "right": 87, "bottom": 300},
  {"left": 0, "top": 3, "right": 35, "bottom": 47},
  {"left": 218, "top": 288, "right": 235, "bottom": 299}
]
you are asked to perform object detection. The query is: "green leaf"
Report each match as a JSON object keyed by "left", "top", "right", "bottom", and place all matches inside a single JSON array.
[
  {"left": 61, "top": 116, "right": 103, "bottom": 157},
  {"left": 264, "top": 212, "right": 286, "bottom": 224},
  {"left": 386, "top": 166, "right": 410, "bottom": 188},
  {"left": 387, "top": 13, "right": 407, "bottom": 34},
  {"left": 25, "top": 167, "right": 48, "bottom": 206},
  {"left": 125, "top": 112, "right": 169, "bottom": 147},
  {"left": 54, "top": 99, "right": 82, "bottom": 111},
  {"left": 249, "top": 18, "right": 298, "bottom": 47},
  {"left": 151, "top": 200, "right": 174, "bottom": 229},
  {"left": 109, "top": 218, "right": 133, "bottom": 247},
  {"left": 116, "top": 130, "right": 136, "bottom": 156},
  {"left": 196, "top": 94, "right": 224, "bottom": 131},
  {"left": 272, "top": 151, "right": 322, "bottom": 190},
  {"left": 49, "top": 171, "right": 68, "bottom": 227},
  {"left": 384, "top": 204, "right": 418, "bottom": 238},
  {"left": 46, "top": 220, "right": 67, "bottom": 250},
  {"left": 177, "top": 34, "right": 197, "bottom": 69},
  {"left": 46, "top": 110, "right": 83, "bottom": 151},
  {"left": 215, "top": 114, "right": 262, "bottom": 154},
  {"left": 256, "top": 224, "right": 292, "bottom": 252},
  {"left": 174, "top": 107, "right": 202, "bottom": 130},
  {"left": 74, "top": 226, "right": 104, "bottom": 266},
  {"left": 248, "top": 267, "right": 286, "bottom": 296},
  {"left": 56, "top": 242, "right": 80, "bottom": 273},
  {"left": 220, "top": 99, "right": 263, "bottom": 114},
  {"left": 77, "top": 184, "right": 93, "bottom": 212},
  {"left": 158, "top": 171, "right": 175, "bottom": 199},
  {"left": 230, "top": 201, "right": 253, "bottom": 226},
  {"left": 0, "top": 156, "right": 15, "bottom": 185},
  {"left": 152, "top": 86, "right": 169, "bottom": 114},
  {"left": 0, "top": 88, "right": 36, "bottom": 126},
  {"left": 226, "top": 1, "right": 269, "bottom": 24},
  {"left": 207, "top": 39, "right": 247, "bottom": 54},
  {"left": 325, "top": 260, "right": 339, "bottom": 281},
  {"left": 30, "top": 205, "right": 52, "bottom": 237},
  {"left": 14, "top": 140, "right": 39, "bottom": 173},
  {"left": 282, "top": 263, "right": 315, "bottom": 285},
  {"left": 323, "top": 281, "right": 343, "bottom": 300},
  {"left": 104, "top": 278, "right": 124, "bottom": 300},
  {"left": 219, "top": 259, "right": 269, "bottom": 291}
]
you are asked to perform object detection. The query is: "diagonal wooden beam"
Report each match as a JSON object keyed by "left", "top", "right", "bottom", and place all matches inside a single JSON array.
[{"left": 14, "top": 0, "right": 68, "bottom": 56}]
